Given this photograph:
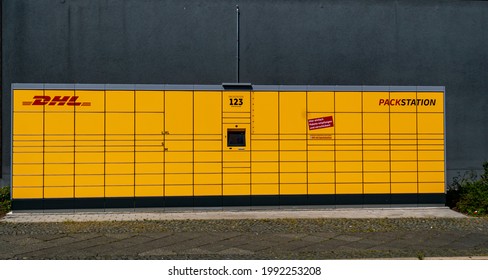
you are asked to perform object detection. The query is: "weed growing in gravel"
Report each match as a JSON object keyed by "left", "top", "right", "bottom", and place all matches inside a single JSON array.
[
  {"left": 448, "top": 162, "right": 488, "bottom": 216},
  {"left": 0, "top": 186, "right": 12, "bottom": 215}
]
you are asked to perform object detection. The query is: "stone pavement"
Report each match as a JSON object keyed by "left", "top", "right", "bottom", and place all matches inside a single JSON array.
[{"left": 1, "top": 207, "right": 488, "bottom": 260}]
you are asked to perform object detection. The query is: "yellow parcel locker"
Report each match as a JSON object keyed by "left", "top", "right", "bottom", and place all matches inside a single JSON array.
[
  {"left": 252, "top": 91, "right": 278, "bottom": 134},
  {"left": 135, "top": 90, "right": 164, "bottom": 112}
]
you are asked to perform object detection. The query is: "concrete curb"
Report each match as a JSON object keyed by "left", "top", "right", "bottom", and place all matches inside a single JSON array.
[{"left": 0, "top": 207, "right": 467, "bottom": 223}]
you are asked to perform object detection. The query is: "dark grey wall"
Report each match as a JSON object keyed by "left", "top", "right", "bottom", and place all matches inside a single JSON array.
[{"left": 3, "top": 0, "right": 488, "bottom": 184}]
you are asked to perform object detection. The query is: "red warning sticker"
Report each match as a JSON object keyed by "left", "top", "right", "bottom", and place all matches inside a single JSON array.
[{"left": 308, "top": 116, "right": 333, "bottom": 130}]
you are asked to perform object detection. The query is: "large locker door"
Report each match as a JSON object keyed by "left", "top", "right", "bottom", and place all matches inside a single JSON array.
[{"left": 165, "top": 91, "right": 193, "bottom": 206}]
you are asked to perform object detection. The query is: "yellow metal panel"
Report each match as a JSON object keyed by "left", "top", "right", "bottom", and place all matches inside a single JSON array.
[
  {"left": 73, "top": 90, "right": 104, "bottom": 112},
  {"left": 417, "top": 113, "right": 444, "bottom": 134},
  {"left": 105, "top": 186, "right": 134, "bottom": 197},
  {"left": 194, "top": 163, "right": 221, "bottom": 173},
  {"left": 417, "top": 145, "right": 444, "bottom": 151},
  {"left": 165, "top": 174, "right": 192, "bottom": 185},
  {"left": 335, "top": 113, "right": 361, "bottom": 134},
  {"left": 390, "top": 113, "right": 416, "bottom": 134},
  {"left": 105, "top": 175, "right": 134, "bottom": 186},
  {"left": 13, "top": 176, "right": 43, "bottom": 187},
  {"left": 391, "top": 134, "right": 417, "bottom": 140},
  {"left": 391, "top": 183, "right": 417, "bottom": 194},
  {"left": 280, "top": 173, "right": 307, "bottom": 183},
  {"left": 252, "top": 140, "right": 278, "bottom": 151},
  {"left": 44, "top": 146, "right": 74, "bottom": 153},
  {"left": 223, "top": 91, "right": 250, "bottom": 112},
  {"left": 252, "top": 173, "right": 278, "bottom": 184},
  {"left": 13, "top": 89, "right": 44, "bottom": 112},
  {"left": 105, "top": 152, "right": 133, "bottom": 163},
  {"left": 363, "top": 92, "right": 389, "bottom": 112},
  {"left": 166, "top": 152, "right": 192, "bottom": 162},
  {"left": 13, "top": 146, "right": 43, "bottom": 153},
  {"left": 136, "top": 163, "right": 164, "bottom": 174},
  {"left": 335, "top": 151, "right": 361, "bottom": 161},
  {"left": 279, "top": 91, "right": 306, "bottom": 134},
  {"left": 223, "top": 151, "right": 250, "bottom": 162},
  {"left": 418, "top": 183, "right": 444, "bottom": 193},
  {"left": 194, "top": 174, "right": 221, "bottom": 184},
  {"left": 223, "top": 173, "right": 250, "bottom": 184},
  {"left": 308, "top": 172, "right": 334, "bottom": 183},
  {"left": 336, "top": 161, "right": 362, "bottom": 172},
  {"left": 389, "top": 92, "right": 417, "bottom": 112},
  {"left": 45, "top": 163, "right": 73, "bottom": 175},
  {"left": 391, "top": 161, "right": 417, "bottom": 172},
  {"left": 336, "top": 184, "right": 362, "bottom": 194},
  {"left": 252, "top": 184, "right": 279, "bottom": 195},
  {"left": 136, "top": 174, "right": 164, "bottom": 185},
  {"left": 165, "top": 163, "right": 192, "bottom": 173},
  {"left": 363, "top": 134, "right": 389, "bottom": 140},
  {"left": 335, "top": 135, "right": 362, "bottom": 140},
  {"left": 75, "top": 175, "right": 104, "bottom": 186},
  {"left": 363, "top": 172, "right": 390, "bottom": 183},
  {"left": 136, "top": 151, "right": 164, "bottom": 163},
  {"left": 280, "top": 184, "right": 307, "bottom": 195},
  {"left": 335, "top": 92, "right": 361, "bottom": 112},
  {"left": 44, "top": 153, "right": 73, "bottom": 163},
  {"left": 418, "top": 151, "right": 444, "bottom": 161},
  {"left": 44, "top": 176, "right": 73, "bottom": 187},
  {"left": 280, "top": 140, "right": 306, "bottom": 150},
  {"left": 308, "top": 142, "right": 334, "bottom": 150},
  {"left": 251, "top": 162, "right": 279, "bottom": 172},
  {"left": 194, "top": 135, "right": 222, "bottom": 140},
  {"left": 165, "top": 185, "right": 193, "bottom": 196},
  {"left": 44, "top": 187, "right": 73, "bottom": 198},
  {"left": 194, "top": 152, "right": 221, "bottom": 162},
  {"left": 45, "top": 113, "right": 74, "bottom": 135},
  {"left": 391, "top": 172, "right": 417, "bottom": 183},
  {"left": 280, "top": 162, "right": 306, "bottom": 172},
  {"left": 194, "top": 91, "right": 221, "bottom": 134},
  {"left": 418, "top": 172, "right": 444, "bottom": 182},
  {"left": 14, "top": 113, "right": 43, "bottom": 134},
  {"left": 13, "top": 153, "right": 43, "bottom": 164},
  {"left": 363, "top": 162, "right": 389, "bottom": 172},
  {"left": 363, "top": 113, "right": 389, "bottom": 134},
  {"left": 76, "top": 135, "right": 104, "bottom": 141},
  {"left": 165, "top": 91, "right": 193, "bottom": 134},
  {"left": 279, "top": 135, "right": 307, "bottom": 140},
  {"left": 194, "top": 185, "right": 221, "bottom": 196},
  {"left": 13, "top": 187, "right": 43, "bottom": 199},
  {"left": 223, "top": 185, "right": 250, "bottom": 195},
  {"left": 364, "top": 183, "right": 390, "bottom": 194},
  {"left": 136, "top": 113, "right": 164, "bottom": 135},
  {"left": 106, "top": 163, "right": 133, "bottom": 174},
  {"left": 227, "top": 165, "right": 250, "bottom": 172},
  {"left": 13, "top": 135, "right": 43, "bottom": 141},
  {"left": 75, "top": 152, "right": 104, "bottom": 163},
  {"left": 135, "top": 186, "right": 163, "bottom": 197},
  {"left": 390, "top": 139, "right": 416, "bottom": 145},
  {"left": 165, "top": 141, "right": 192, "bottom": 151},
  {"left": 106, "top": 113, "right": 134, "bottom": 134},
  {"left": 106, "top": 90, "right": 134, "bottom": 112},
  {"left": 280, "top": 151, "right": 307, "bottom": 161},
  {"left": 391, "top": 151, "right": 417, "bottom": 161},
  {"left": 135, "top": 90, "right": 164, "bottom": 112},
  {"left": 336, "top": 172, "right": 362, "bottom": 183},
  {"left": 13, "top": 164, "right": 43, "bottom": 175},
  {"left": 362, "top": 145, "right": 389, "bottom": 151},
  {"left": 252, "top": 91, "right": 278, "bottom": 134},
  {"left": 308, "top": 184, "right": 334, "bottom": 195},
  {"left": 416, "top": 92, "right": 444, "bottom": 113},
  {"left": 308, "top": 162, "right": 334, "bottom": 172},
  {"left": 308, "top": 150, "right": 334, "bottom": 161},
  {"left": 194, "top": 141, "right": 221, "bottom": 151},
  {"left": 251, "top": 152, "right": 278, "bottom": 162},
  {"left": 43, "top": 90, "right": 75, "bottom": 112},
  {"left": 307, "top": 91, "right": 334, "bottom": 112},
  {"left": 75, "top": 186, "right": 104, "bottom": 198},
  {"left": 418, "top": 161, "right": 444, "bottom": 172}
]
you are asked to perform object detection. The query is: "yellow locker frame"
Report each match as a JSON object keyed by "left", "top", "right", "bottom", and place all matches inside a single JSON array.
[{"left": 10, "top": 84, "right": 445, "bottom": 210}]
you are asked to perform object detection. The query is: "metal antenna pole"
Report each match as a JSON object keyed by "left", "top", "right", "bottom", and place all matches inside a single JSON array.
[{"left": 236, "top": 4, "right": 240, "bottom": 83}]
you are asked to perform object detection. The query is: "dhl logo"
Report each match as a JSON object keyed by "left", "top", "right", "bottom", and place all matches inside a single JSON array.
[{"left": 23, "top": 96, "right": 91, "bottom": 106}]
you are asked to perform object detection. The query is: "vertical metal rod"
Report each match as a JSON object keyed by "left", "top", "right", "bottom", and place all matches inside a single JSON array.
[{"left": 236, "top": 4, "right": 240, "bottom": 83}]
